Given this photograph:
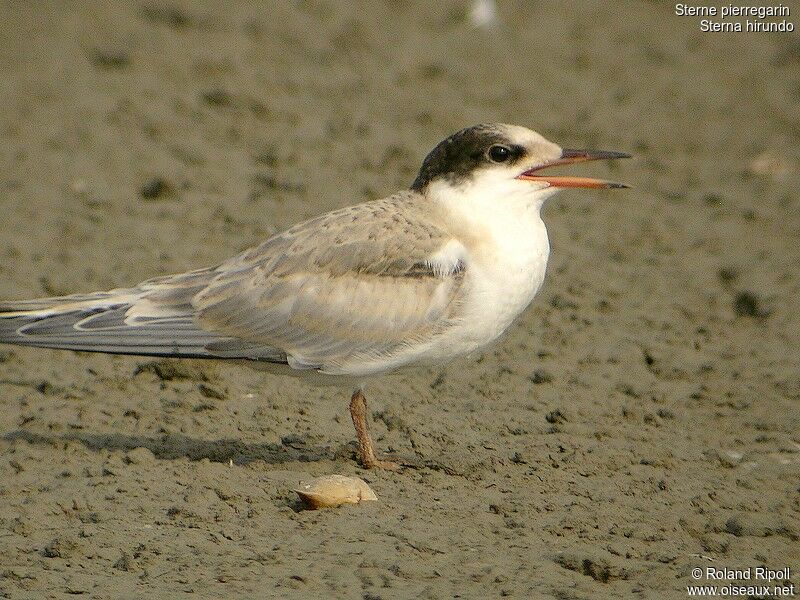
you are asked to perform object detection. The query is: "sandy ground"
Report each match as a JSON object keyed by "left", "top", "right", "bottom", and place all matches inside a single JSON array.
[{"left": 1, "top": 1, "right": 799, "bottom": 598}]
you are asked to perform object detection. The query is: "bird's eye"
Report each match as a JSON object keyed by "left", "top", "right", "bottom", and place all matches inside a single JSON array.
[{"left": 488, "top": 145, "right": 511, "bottom": 163}]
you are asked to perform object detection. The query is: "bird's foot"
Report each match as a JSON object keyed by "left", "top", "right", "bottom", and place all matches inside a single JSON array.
[{"left": 359, "top": 454, "right": 403, "bottom": 471}]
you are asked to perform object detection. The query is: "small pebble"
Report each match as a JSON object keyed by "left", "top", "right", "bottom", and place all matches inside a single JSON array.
[
  {"left": 140, "top": 177, "right": 173, "bottom": 200},
  {"left": 90, "top": 49, "right": 130, "bottom": 69}
]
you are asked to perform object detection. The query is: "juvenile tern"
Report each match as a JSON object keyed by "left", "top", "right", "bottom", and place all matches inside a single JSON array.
[{"left": 0, "top": 124, "right": 629, "bottom": 469}]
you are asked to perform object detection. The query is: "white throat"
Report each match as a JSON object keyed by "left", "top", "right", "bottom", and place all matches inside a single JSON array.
[
  {"left": 425, "top": 176, "right": 556, "bottom": 350},
  {"left": 427, "top": 176, "right": 556, "bottom": 253}
]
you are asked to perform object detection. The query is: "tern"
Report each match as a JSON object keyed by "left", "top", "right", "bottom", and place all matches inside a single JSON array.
[{"left": 0, "top": 124, "right": 629, "bottom": 469}]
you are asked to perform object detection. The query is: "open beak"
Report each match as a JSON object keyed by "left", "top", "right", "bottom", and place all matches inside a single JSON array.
[{"left": 516, "top": 148, "right": 631, "bottom": 189}]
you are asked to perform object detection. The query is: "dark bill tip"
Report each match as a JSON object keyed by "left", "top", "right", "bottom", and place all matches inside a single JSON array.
[{"left": 560, "top": 149, "right": 632, "bottom": 161}]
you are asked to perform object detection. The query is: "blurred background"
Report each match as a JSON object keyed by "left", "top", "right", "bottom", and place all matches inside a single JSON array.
[{"left": 0, "top": 1, "right": 798, "bottom": 598}]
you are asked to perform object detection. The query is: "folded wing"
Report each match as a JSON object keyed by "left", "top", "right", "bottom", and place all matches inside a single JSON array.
[
  {"left": 0, "top": 192, "right": 467, "bottom": 375},
  {"left": 196, "top": 192, "right": 467, "bottom": 374}
]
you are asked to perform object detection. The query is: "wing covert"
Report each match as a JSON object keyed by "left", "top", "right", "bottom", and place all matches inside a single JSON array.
[{"left": 195, "top": 193, "right": 467, "bottom": 374}]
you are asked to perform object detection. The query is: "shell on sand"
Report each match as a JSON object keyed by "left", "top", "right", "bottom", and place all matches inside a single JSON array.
[{"left": 295, "top": 474, "right": 378, "bottom": 509}]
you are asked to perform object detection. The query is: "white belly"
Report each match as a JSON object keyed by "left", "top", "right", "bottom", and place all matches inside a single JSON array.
[{"left": 429, "top": 218, "right": 550, "bottom": 359}]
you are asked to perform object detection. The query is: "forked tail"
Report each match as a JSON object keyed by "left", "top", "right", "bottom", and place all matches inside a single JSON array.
[{"left": 0, "top": 270, "right": 225, "bottom": 358}]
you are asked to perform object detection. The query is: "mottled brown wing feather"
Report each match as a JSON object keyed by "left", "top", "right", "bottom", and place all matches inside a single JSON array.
[{"left": 195, "top": 192, "right": 466, "bottom": 374}]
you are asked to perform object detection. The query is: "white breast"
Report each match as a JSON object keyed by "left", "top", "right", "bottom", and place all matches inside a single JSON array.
[
  {"left": 423, "top": 178, "right": 554, "bottom": 358},
  {"left": 462, "top": 216, "right": 549, "bottom": 342}
]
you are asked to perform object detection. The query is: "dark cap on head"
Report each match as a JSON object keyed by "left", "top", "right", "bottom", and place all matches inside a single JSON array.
[{"left": 411, "top": 124, "right": 526, "bottom": 192}]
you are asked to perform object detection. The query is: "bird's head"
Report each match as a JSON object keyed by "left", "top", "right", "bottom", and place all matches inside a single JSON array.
[{"left": 411, "top": 123, "right": 630, "bottom": 206}]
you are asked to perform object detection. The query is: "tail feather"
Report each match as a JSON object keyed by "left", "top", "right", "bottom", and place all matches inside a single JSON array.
[
  {"left": 0, "top": 296, "right": 221, "bottom": 358},
  {"left": 0, "top": 271, "right": 286, "bottom": 362}
]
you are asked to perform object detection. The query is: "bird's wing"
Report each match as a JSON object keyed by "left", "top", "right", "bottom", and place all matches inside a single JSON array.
[
  {"left": 0, "top": 268, "right": 253, "bottom": 358},
  {"left": 0, "top": 192, "right": 466, "bottom": 372},
  {"left": 195, "top": 191, "right": 468, "bottom": 374}
]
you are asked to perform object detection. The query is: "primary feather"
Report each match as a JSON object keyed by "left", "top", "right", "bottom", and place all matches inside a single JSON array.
[{"left": 0, "top": 269, "right": 231, "bottom": 358}]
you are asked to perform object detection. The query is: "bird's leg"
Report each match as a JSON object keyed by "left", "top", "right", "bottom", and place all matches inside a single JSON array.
[{"left": 349, "top": 389, "right": 400, "bottom": 470}]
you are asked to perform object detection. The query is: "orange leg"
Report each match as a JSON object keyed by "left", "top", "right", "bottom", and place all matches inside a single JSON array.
[{"left": 349, "top": 389, "right": 400, "bottom": 470}]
